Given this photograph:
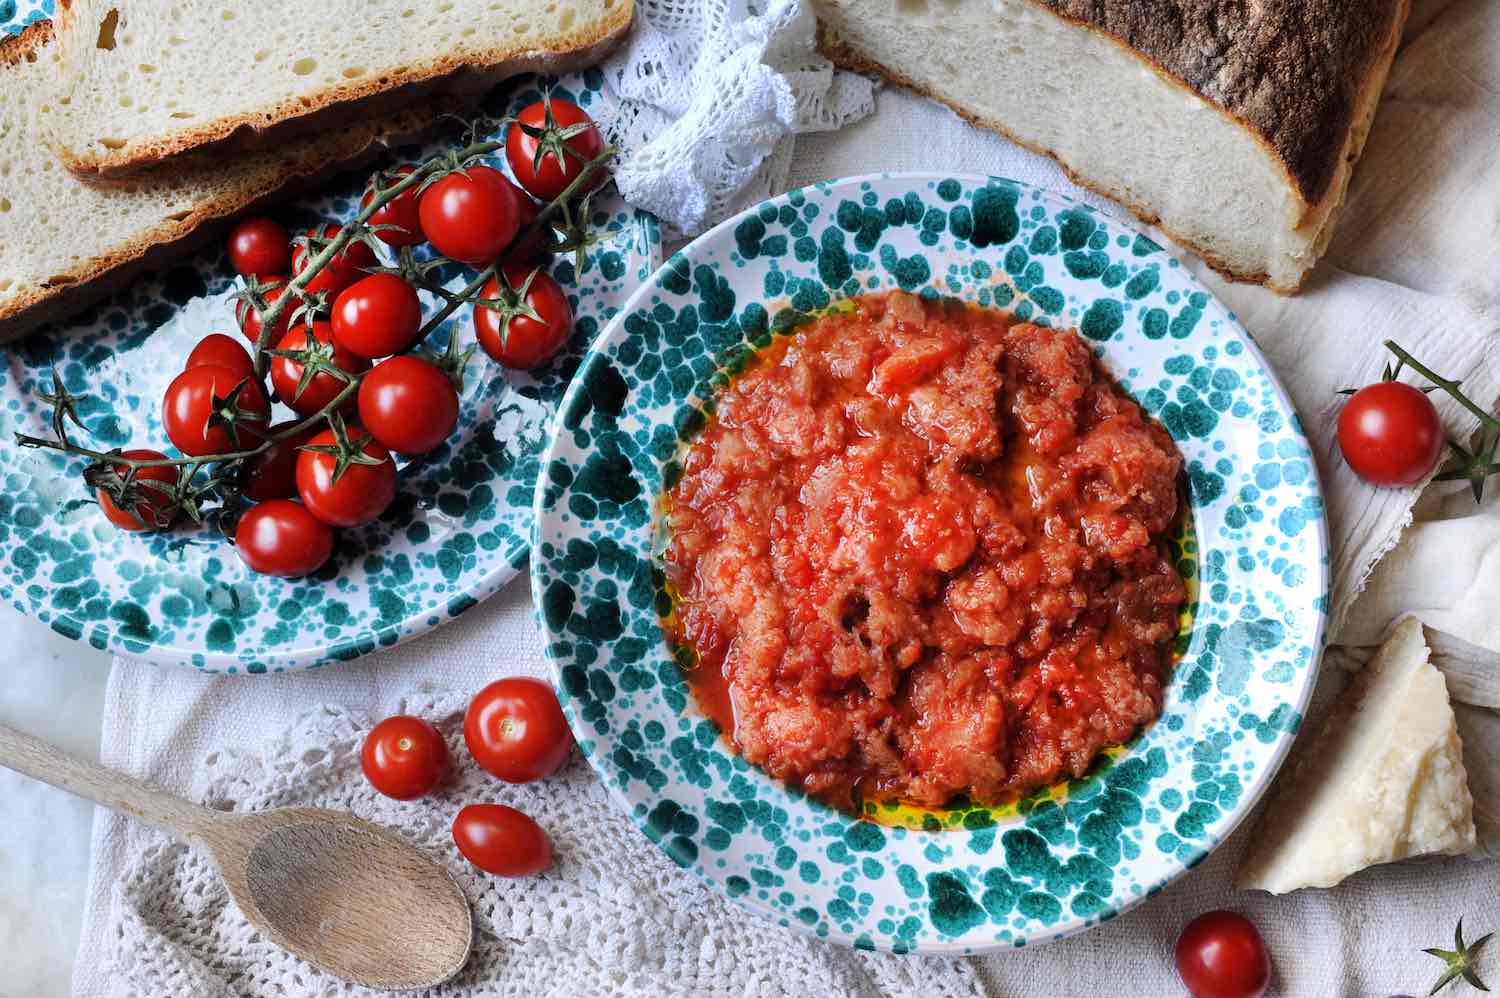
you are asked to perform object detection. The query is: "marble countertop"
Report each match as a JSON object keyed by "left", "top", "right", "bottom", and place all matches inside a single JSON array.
[{"left": 0, "top": 602, "right": 111, "bottom": 998}]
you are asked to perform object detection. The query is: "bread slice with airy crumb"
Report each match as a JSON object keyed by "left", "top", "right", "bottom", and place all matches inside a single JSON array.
[
  {"left": 41, "top": 0, "right": 633, "bottom": 181},
  {"left": 0, "top": 21, "right": 441, "bottom": 343}
]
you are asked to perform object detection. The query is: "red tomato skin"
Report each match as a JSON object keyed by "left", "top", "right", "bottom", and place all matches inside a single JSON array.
[
  {"left": 452, "top": 804, "right": 552, "bottom": 877},
  {"left": 242, "top": 421, "right": 321, "bottom": 502},
  {"left": 227, "top": 217, "right": 292, "bottom": 278},
  {"left": 234, "top": 499, "right": 335, "bottom": 578},
  {"left": 501, "top": 176, "right": 548, "bottom": 262},
  {"left": 97, "top": 449, "right": 179, "bottom": 531},
  {"left": 360, "top": 715, "right": 451, "bottom": 800},
  {"left": 162, "top": 364, "right": 271, "bottom": 457},
  {"left": 505, "top": 99, "right": 606, "bottom": 202},
  {"left": 362, "top": 165, "right": 425, "bottom": 248},
  {"left": 268, "top": 322, "right": 371, "bottom": 417},
  {"left": 291, "top": 223, "right": 378, "bottom": 297},
  {"left": 473, "top": 264, "right": 574, "bottom": 370},
  {"left": 418, "top": 165, "right": 521, "bottom": 266},
  {"left": 332, "top": 273, "right": 424, "bottom": 359},
  {"left": 185, "top": 333, "right": 257, "bottom": 384},
  {"left": 235, "top": 277, "right": 294, "bottom": 346},
  {"left": 463, "top": 677, "right": 574, "bottom": 783},
  {"left": 1175, "top": 911, "right": 1271, "bottom": 998},
  {"left": 295, "top": 428, "right": 398, "bottom": 528},
  {"left": 358, "top": 356, "right": 460, "bottom": 455},
  {"left": 1337, "top": 381, "right": 1445, "bottom": 486}
]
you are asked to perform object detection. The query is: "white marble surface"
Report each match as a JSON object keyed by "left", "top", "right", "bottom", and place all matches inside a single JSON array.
[{"left": 0, "top": 602, "right": 111, "bottom": 998}]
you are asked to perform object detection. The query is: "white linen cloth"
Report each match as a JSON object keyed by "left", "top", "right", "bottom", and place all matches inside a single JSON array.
[{"left": 71, "top": 0, "right": 1500, "bottom": 994}]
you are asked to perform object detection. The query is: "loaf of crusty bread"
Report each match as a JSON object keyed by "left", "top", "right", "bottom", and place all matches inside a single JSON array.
[
  {"left": 0, "top": 21, "right": 439, "bottom": 343},
  {"left": 812, "top": 0, "right": 1409, "bottom": 292},
  {"left": 41, "top": 0, "right": 633, "bottom": 181}
]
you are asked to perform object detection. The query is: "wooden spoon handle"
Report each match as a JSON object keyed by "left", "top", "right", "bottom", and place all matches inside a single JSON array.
[{"left": 0, "top": 721, "right": 219, "bottom": 840}]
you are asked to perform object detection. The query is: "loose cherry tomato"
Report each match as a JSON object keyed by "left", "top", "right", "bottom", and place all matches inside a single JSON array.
[
  {"left": 360, "top": 715, "right": 451, "bottom": 800},
  {"left": 1338, "top": 381, "right": 1445, "bottom": 486},
  {"left": 463, "top": 677, "right": 573, "bottom": 783},
  {"left": 362, "top": 165, "right": 426, "bottom": 247},
  {"left": 452, "top": 804, "right": 552, "bottom": 877},
  {"left": 268, "top": 321, "right": 370, "bottom": 417},
  {"left": 1175, "top": 911, "right": 1271, "bottom": 998},
  {"left": 291, "top": 223, "right": 378, "bottom": 297},
  {"left": 162, "top": 364, "right": 270, "bottom": 457},
  {"left": 295, "top": 426, "right": 398, "bottom": 527},
  {"left": 358, "top": 356, "right": 459, "bottom": 455},
  {"left": 185, "top": 333, "right": 257, "bottom": 384},
  {"left": 473, "top": 263, "right": 573, "bottom": 370},
  {"left": 96, "top": 449, "right": 178, "bottom": 531},
  {"left": 332, "top": 273, "right": 423, "bottom": 359},
  {"left": 235, "top": 276, "right": 296, "bottom": 347},
  {"left": 418, "top": 165, "right": 521, "bottom": 266},
  {"left": 227, "top": 217, "right": 292, "bottom": 278},
  {"left": 505, "top": 97, "right": 606, "bottom": 202},
  {"left": 241, "top": 420, "right": 321, "bottom": 502},
  {"left": 234, "top": 499, "right": 334, "bottom": 578}
]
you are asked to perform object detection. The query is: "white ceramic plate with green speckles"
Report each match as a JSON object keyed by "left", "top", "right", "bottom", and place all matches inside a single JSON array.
[
  {"left": 0, "top": 51, "right": 660, "bottom": 672},
  {"left": 532, "top": 174, "right": 1329, "bottom": 952}
]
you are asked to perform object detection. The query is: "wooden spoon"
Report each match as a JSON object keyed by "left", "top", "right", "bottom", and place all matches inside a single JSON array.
[{"left": 0, "top": 721, "right": 472, "bottom": 991}]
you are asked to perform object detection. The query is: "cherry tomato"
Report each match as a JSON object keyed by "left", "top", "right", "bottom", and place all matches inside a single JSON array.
[
  {"left": 361, "top": 165, "right": 426, "bottom": 247},
  {"left": 505, "top": 98, "right": 606, "bottom": 202},
  {"left": 1175, "top": 911, "right": 1271, "bottom": 998},
  {"left": 331, "top": 273, "right": 423, "bottom": 359},
  {"left": 227, "top": 217, "right": 292, "bottom": 278},
  {"left": 268, "top": 321, "right": 371, "bottom": 417},
  {"left": 418, "top": 165, "right": 521, "bottom": 266},
  {"left": 360, "top": 715, "right": 451, "bottom": 800},
  {"left": 452, "top": 804, "right": 552, "bottom": 877},
  {"left": 358, "top": 356, "right": 459, "bottom": 455},
  {"left": 96, "top": 449, "right": 178, "bottom": 531},
  {"left": 1337, "top": 381, "right": 1445, "bottom": 486},
  {"left": 235, "top": 276, "right": 296, "bottom": 347},
  {"left": 473, "top": 263, "right": 573, "bottom": 370},
  {"left": 185, "top": 333, "right": 257, "bottom": 384},
  {"left": 162, "top": 364, "right": 270, "bottom": 457},
  {"left": 234, "top": 499, "right": 334, "bottom": 578},
  {"left": 501, "top": 175, "right": 548, "bottom": 262},
  {"left": 295, "top": 426, "right": 398, "bottom": 528},
  {"left": 241, "top": 420, "right": 321, "bottom": 502},
  {"left": 291, "top": 223, "right": 378, "bottom": 297},
  {"left": 463, "top": 677, "right": 573, "bottom": 783}
]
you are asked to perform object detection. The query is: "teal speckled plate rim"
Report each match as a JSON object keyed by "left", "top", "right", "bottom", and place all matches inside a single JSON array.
[{"left": 533, "top": 173, "right": 1328, "bottom": 952}]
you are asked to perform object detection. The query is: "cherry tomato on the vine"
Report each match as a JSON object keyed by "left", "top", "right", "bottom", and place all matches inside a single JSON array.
[
  {"left": 227, "top": 217, "right": 292, "bottom": 278},
  {"left": 234, "top": 499, "right": 334, "bottom": 578},
  {"left": 162, "top": 364, "right": 271, "bottom": 457},
  {"left": 452, "top": 804, "right": 552, "bottom": 877},
  {"left": 269, "top": 321, "right": 371, "bottom": 417},
  {"left": 361, "top": 715, "right": 451, "bottom": 800},
  {"left": 295, "top": 426, "right": 398, "bottom": 528},
  {"left": 418, "top": 165, "right": 521, "bottom": 266},
  {"left": 500, "top": 175, "right": 549, "bottom": 263},
  {"left": 1174, "top": 911, "right": 1271, "bottom": 998},
  {"left": 241, "top": 420, "right": 320, "bottom": 502},
  {"left": 463, "top": 677, "right": 573, "bottom": 783},
  {"left": 361, "top": 165, "right": 426, "bottom": 248},
  {"left": 291, "top": 223, "right": 378, "bottom": 297},
  {"left": 235, "top": 276, "right": 296, "bottom": 347},
  {"left": 473, "top": 263, "right": 573, "bottom": 370},
  {"left": 96, "top": 449, "right": 179, "bottom": 532},
  {"left": 358, "top": 356, "right": 459, "bottom": 456},
  {"left": 185, "top": 333, "right": 257, "bottom": 384},
  {"left": 1337, "top": 381, "right": 1445, "bottom": 486},
  {"left": 505, "top": 98, "right": 606, "bottom": 202},
  {"left": 332, "top": 273, "right": 423, "bottom": 359}
]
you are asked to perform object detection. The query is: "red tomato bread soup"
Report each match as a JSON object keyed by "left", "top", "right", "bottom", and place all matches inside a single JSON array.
[{"left": 663, "top": 291, "right": 1187, "bottom": 814}]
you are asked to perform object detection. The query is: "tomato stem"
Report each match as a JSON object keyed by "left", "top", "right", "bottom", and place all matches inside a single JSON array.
[{"left": 1384, "top": 340, "right": 1500, "bottom": 432}]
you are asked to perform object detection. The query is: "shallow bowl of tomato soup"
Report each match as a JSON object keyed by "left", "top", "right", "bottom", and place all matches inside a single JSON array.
[{"left": 532, "top": 174, "right": 1328, "bottom": 953}]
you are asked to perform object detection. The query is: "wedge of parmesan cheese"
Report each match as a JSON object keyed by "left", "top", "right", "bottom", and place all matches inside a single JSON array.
[{"left": 1237, "top": 617, "right": 1476, "bottom": 894}]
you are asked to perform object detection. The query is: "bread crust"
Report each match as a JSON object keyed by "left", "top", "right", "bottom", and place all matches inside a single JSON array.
[{"left": 50, "top": 0, "right": 635, "bottom": 182}]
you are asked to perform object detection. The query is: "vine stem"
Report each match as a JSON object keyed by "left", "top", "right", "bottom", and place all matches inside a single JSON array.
[{"left": 1384, "top": 340, "right": 1500, "bottom": 432}]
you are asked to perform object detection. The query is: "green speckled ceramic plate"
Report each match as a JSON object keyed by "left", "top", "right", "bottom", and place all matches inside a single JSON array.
[
  {"left": 532, "top": 174, "right": 1329, "bottom": 952},
  {"left": 0, "top": 38, "right": 660, "bottom": 671}
]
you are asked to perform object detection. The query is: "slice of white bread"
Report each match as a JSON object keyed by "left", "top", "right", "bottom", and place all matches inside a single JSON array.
[
  {"left": 811, "top": 0, "right": 1409, "bottom": 292},
  {"left": 1237, "top": 618, "right": 1476, "bottom": 894},
  {"left": 0, "top": 21, "right": 441, "bottom": 343},
  {"left": 41, "top": 0, "right": 633, "bottom": 181}
]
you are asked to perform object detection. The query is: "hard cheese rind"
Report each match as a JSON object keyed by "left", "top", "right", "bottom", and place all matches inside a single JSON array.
[{"left": 1237, "top": 617, "right": 1475, "bottom": 893}]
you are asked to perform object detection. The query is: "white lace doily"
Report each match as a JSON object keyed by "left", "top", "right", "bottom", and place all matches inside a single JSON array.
[{"left": 103, "top": 691, "right": 983, "bottom": 998}]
